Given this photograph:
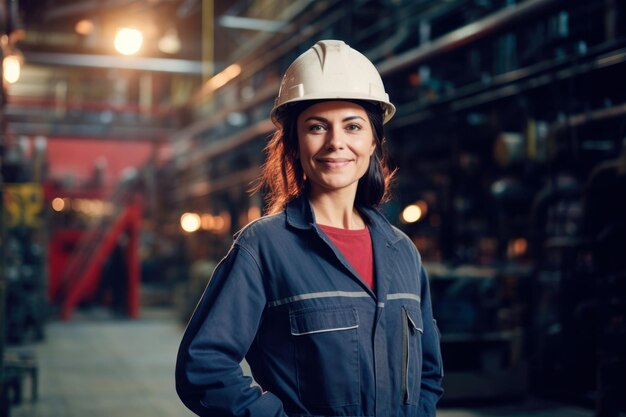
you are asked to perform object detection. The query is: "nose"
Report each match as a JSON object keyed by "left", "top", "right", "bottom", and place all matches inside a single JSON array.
[{"left": 326, "top": 126, "right": 345, "bottom": 150}]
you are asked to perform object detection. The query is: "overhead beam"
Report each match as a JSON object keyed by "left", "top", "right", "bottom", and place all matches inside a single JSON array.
[
  {"left": 6, "top": 120, "right": 173, "bottom": 141},
  {"left": 218, "top": 15, "right": 288, "bottom": 32},
  {"left": 23, "top": 52, "right": 203, "bottom": 75}
]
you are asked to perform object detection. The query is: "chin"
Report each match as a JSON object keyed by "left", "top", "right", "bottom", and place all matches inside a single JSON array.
[{"left": 312, "top": 180, "right": 359, "bottom": 193}]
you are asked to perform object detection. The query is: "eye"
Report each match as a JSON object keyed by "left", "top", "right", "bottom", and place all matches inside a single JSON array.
[
  {"left": 307, "top": 123, "right": 326, "bottom": 132},
  {"left": 345, "top": 123, "right": 362, "bottom": 131}
]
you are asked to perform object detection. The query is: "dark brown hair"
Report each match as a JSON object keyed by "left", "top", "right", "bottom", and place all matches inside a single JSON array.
[{"left": 253, "top": 100, "right": 395, "bottom": 214}]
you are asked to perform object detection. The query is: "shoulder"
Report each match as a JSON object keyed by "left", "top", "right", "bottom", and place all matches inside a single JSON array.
[
  {"left": 233, "top": 211, "right": 288, "bottom": 247},
  {"left": 390, "top": 224, "right": 415, "bottom": 246}
]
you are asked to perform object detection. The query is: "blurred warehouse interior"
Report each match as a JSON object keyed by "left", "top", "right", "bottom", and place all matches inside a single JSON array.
[{"left": 1, "top": 0, "right": 625, "bottom": 416}]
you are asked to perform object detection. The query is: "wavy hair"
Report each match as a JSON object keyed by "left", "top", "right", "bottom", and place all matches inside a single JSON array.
[{"left": 253, "top": 100, "right": 395, "bottom": 214}]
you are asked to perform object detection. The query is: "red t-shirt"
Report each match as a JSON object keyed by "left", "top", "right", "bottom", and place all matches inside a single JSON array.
[{"left": 319, "top": 224, "right": 374, "bottom": 290}]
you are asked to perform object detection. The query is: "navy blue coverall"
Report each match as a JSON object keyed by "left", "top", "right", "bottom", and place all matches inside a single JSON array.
[{"left": 176, "top": 194, "right": 444, "bottom": 417}]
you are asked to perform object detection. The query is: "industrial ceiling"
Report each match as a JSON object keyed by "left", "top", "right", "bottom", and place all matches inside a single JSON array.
[{"left": 5, "top": 0, "right": 268, "bottom": 141}]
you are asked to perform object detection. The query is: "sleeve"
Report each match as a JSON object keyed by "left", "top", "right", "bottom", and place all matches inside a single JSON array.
[
  {"left": 417, "top": 263, "right": 444, "bottom": 416},
  {"left": 175, "top": 243, "right": 288, "bottom": 417}
]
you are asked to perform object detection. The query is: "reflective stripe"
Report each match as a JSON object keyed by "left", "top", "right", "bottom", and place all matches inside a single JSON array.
[
  {"left": 268, "top": 291, "right": 370, "bottom": 307},
  {"left": 291, "top": 324, "right": 359, "bottom": 336},
  {"left": 387, "top": 293, "right": 421, "bottom": 303}
]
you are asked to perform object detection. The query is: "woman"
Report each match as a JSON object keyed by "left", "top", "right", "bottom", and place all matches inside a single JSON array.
[{"left": 176, "top": 39, "right": 444, "bottom": 417}]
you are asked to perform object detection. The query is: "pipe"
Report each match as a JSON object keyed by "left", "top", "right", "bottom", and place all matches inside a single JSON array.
[
  {"left": 391, "top": 45, "right": 626, "bottom": 128},
  {"left": 377, "top": 0, "right": 565, "bottom": 76}
]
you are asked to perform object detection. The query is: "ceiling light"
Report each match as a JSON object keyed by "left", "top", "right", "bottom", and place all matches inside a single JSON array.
[
  {"left": 114, "top": 27, "right": 143, "bottom": 55},
  {"left": 180, "top": 212, "right": 201, "bottom": 233},
  {"left": 75, "top": 19, "right": 95, "bottom": 36},
  {"left": 401, "top": 200, "right": 428, "bottom": 224},
  {"left": 158, "top": 28, "right": 181, "bottom": 54},
  {"left": 3, "top": 53, "right": 22, "bottom": 84},
  {"left": 401, "top": 204, "right": 422, "bottom": 224}
]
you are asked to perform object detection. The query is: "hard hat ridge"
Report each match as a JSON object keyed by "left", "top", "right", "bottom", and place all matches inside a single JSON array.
[{"left": 313, "top": 39, "right": 344, "bottom": 73}]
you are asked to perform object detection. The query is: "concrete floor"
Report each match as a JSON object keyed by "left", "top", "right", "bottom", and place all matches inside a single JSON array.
[
  {"left": 9, "top": 308, "right": 193, "bottom": 417},
  {"left": 8, "top": 307, "right": 597, "bottom": 417}
]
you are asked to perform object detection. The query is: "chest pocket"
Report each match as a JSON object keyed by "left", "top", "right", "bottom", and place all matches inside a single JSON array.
[
  {"left": 402, "top": 306, "right": 424, "bottom": 405},
  {"left": 290, "top": 306, "right": 360, "bottom": 408}
]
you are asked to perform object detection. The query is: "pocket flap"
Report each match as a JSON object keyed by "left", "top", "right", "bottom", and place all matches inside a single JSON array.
[
  {"left": 290, "top": 307, "right": 358, "bottom": 336},
  {"left": 404, "top": 307, "right": 424, "bottom": 333}
]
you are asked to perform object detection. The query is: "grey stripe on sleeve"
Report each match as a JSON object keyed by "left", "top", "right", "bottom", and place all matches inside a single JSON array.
[{"left": 387, "top": 293, "right": 421, "bottom": 303}]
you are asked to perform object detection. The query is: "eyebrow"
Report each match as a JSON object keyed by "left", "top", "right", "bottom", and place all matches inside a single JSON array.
[{"left": 304, "top": 115, "right": 367, "bottom": 123}]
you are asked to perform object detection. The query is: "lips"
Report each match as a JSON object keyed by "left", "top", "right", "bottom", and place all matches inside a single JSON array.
[{"left": 316, "top": 157, "right": 353, "bottom": 168}]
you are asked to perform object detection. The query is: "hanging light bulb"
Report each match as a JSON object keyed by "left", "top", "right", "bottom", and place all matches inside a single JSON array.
[
  {"left": 114, "top": 27, "right": 143, "bottom": 55},
  {"left": 401, "top": 204, "right": 422, "bottom": 224},
  {"left": 180, "top": 212, "right": 201, "bottom": 233},
  {"left": 158, "top": 27, "right": 181, "bottom": 54},
  {"left": 3, "top": 51, "right": 23, "bottom": 84},
  {"left": 400, "top": 200, "right": 428, "bottom": 224},
  {"left": 75, "top": 19, "right": 95, "bottom": 36}
]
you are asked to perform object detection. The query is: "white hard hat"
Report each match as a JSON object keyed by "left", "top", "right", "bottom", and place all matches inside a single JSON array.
[{"left": 270, "top": 40, "right": 396, "bottom": 126}]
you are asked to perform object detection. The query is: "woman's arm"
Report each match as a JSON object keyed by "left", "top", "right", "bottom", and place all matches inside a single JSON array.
[
  {"left": 175, "top": 244, "right": 287, "bottom": 417},
  {"left": 418, "top": 264, "right": 444, "bottom": 416}
]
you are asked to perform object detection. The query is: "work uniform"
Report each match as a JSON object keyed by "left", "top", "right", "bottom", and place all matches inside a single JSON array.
[{"left": 176, "top": 194, "right": 444, "bottom": 417}]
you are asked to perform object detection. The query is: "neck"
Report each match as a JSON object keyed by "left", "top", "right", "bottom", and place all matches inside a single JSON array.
[{"left": 309, "top": 187, "right": 364, "bottom": 229}]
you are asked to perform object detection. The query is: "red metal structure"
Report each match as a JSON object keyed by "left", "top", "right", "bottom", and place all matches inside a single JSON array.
[
  {"left": 57, "top": 199, "right": 142, "bottom": 320},
  {"left": 45, "top": 174, "right": 144, "bottom": 320}
]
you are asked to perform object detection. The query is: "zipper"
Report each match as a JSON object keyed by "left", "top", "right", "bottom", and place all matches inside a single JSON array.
[
  {"left": 402, "top": 307, "right": 410, "bottom": 403},
  {"left": 434, "top": 319, "right": 444, "bottom": 378},
  {"left": 402, "top": 307, "right": 422, "bottom": 404}
]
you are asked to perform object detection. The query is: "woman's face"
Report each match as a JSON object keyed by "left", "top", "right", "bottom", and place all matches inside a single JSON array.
[{"left": 296, "top": 100, "right": 376, "bottom": 198}]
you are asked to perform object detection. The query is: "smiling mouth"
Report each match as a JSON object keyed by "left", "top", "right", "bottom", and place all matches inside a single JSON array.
[{"left": 316, "top": 158, "right": 352, "bottom": 168}]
